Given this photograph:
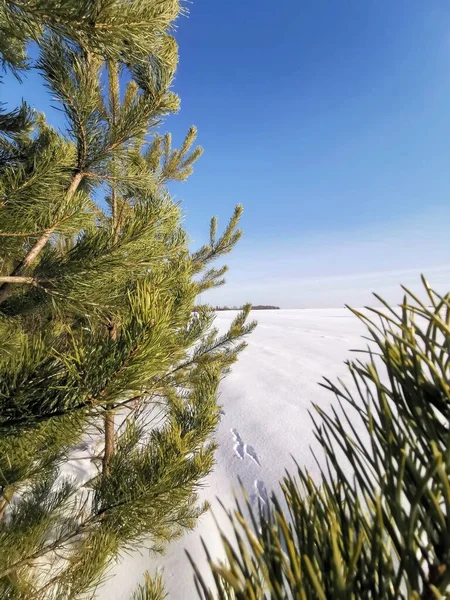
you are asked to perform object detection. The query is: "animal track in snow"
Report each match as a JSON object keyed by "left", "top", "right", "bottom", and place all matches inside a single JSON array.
[
  {"left": 245, "top": 444, "right": 261, "bottom": 466},
  {"left": 231, "top": 429, "right": 245, "bottom": 459},
  {"left": 251, "top": 479, "right": 268, "bottom": 505},
  {"left": 231, "top": 429, "right": 261, "bottom": 466},
  {"left": 251, "top": 479, "right": 270, "bottom": 520}
]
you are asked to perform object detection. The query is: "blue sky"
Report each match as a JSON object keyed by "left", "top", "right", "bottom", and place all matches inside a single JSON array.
[{"left": 4, "top": 0, "right": 450, "bottom": 307}]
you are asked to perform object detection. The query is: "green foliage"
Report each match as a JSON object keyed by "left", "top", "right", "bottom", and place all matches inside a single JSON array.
[
  {"left": 191, "top": 279, "right": 450, "bottom": 600},
  {"left": 0, "top": 0, "right": 183, "bottom": 71},
  {"left": 0, "top": 2, "right": 255, "bottom": 598},
  {"left": 131, "top": 572, "right": 167, "bottom": 600}
]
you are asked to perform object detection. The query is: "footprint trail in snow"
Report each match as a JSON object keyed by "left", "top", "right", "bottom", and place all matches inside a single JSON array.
[
  {"left": 231, "top": 429, "right": 261, "bottom": 466},
  {"left": 251, "top": 479, "right": 269, "bottom": 506}
]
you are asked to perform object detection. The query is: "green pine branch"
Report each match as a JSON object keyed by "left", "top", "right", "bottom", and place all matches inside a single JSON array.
[{"left": 0, "top": 3, "right": 254, "bottom": 597}]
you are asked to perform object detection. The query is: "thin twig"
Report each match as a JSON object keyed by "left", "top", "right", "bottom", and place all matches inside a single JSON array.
[
  {"left": 0, "top": 228, "right": 53, "bottom": 237},
  {"left": 0, "top": 171, "right": 84, "bottom": 304},
  {"left": 0, "top": 276, "right": 42, "bottom": 285}
]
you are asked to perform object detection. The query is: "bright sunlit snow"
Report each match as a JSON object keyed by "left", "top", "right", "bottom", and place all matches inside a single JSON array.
[{"left": 92, "top": 308, "right": 367, "bottom": 599}]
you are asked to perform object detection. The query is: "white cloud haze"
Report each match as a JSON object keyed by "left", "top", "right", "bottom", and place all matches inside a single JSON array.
[{"left": 203, "top": 207, "right": 450, "bottom": 308}]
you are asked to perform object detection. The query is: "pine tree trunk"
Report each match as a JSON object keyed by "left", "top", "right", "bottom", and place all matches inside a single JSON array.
[
  {"left": 102, "top": 410, "right": 115, "bottom": 477},
  {"left": 101, "top": 61, "right": 120, "bottom": 479}
]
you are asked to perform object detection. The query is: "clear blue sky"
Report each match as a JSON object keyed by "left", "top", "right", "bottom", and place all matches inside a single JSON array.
[{"left": 4, "top": 0, "right": 450, "bottom": 307}]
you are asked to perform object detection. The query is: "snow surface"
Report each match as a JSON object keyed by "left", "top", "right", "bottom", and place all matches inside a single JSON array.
[{"left": 96, "top": 308, "right": 367, "bottom": 599}]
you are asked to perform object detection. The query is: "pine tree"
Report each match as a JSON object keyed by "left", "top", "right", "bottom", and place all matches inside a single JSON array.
[
  {"left": 0, "top": 2, "right": 255, "bottom": 597},
  {"left": 191, "top": 279, "right": 450, "bottom": 599}
]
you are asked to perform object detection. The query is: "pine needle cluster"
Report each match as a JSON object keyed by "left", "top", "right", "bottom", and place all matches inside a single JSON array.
[{"left": 0, "top": 2, "right": 255, "bottom": 598}]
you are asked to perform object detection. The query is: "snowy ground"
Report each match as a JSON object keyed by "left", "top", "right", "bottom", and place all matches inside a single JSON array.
[{"left": 98, "top": 308, "right": 367, "bottom": 599}]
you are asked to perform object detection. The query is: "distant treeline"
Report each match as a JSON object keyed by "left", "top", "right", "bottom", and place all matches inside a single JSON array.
[{"left": 215, "top": 305, "right": 280, "bottom": 311}]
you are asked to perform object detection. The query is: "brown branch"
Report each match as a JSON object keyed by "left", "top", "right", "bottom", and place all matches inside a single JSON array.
[
  {"left": 0, "top": 276, "right": 42, "bottom": 285},
  {"left": 102, "top": 410, "right": 115, "bottom": 477},
  {"left": 0, "top": 228, "right": 53, "bottom": 238},
  {"left": 101, "top": 321, "right": 119, "bottom": 477},
  {"left": 101, "top": 61, "right": 121, "bottom": 479},
  {"left": 0, "top": 47, "right": 95, "bottom": 305},
  {"left": 0, "top": 391, "right": 150, "bottom": 431},
  {"left": 111, "top": 185, "right": 119, "bottom": 244},
  {"left": 0, "top": 171, "right": 84, "bottom": 305},
  {"left": 0, "top": 332, "right": 144, "bottom": 430}
]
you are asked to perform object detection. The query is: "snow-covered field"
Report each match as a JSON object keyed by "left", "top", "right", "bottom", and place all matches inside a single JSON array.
[{"left": 99, "top": 308, "right": 367, "bottom": 599}]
